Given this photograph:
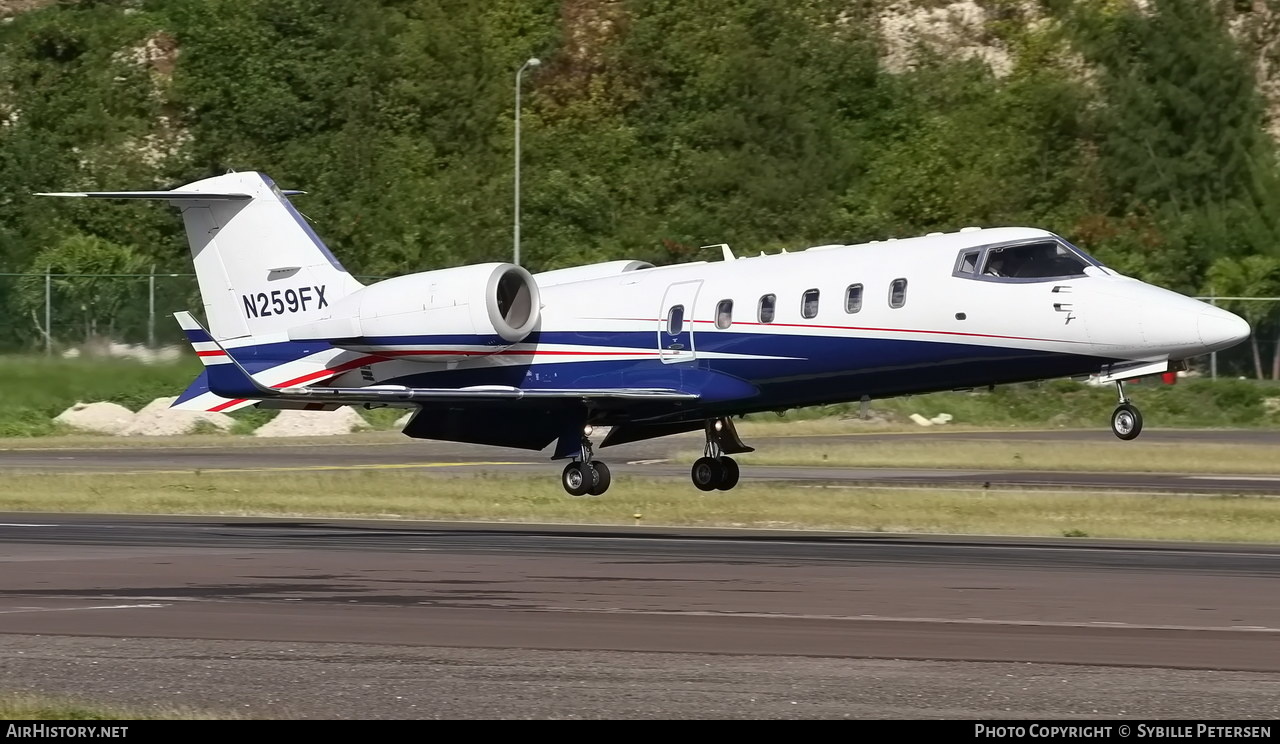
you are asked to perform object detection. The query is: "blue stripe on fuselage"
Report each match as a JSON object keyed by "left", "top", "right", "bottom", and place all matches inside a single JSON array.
[
  {"left": 364, "top": 333, "right": 1118, "bottom": 413},
  {"left": 207, "top": 329, "right": 1119, "bottom": 413},
  {"left": 219, "top": 339, "right": 340, "bottom": 374}
]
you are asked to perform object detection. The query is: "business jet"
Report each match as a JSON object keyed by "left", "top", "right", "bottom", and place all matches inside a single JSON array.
[{"left": 39, "top": 171, "right": 1250, "bottom": 495}]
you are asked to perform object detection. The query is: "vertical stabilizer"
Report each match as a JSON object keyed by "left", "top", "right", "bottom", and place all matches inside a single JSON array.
[{"left": 39, "top": 171, "right": 363, "bottom": 341}]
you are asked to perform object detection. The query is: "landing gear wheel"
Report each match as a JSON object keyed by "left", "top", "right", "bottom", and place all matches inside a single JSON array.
[
  {"left": 716, "top": 456, "right": 740, "bottom": 491},
  {"left": 562, "top": 462, "right": 594, "bottom": 496},
  {"left": 691, "top": 457, "right": 724, "bottom": 492},
  {"left": 587, "top": 461, "right": 612, "bottom": 496},
  {"left": 1111, "top": 403, "right": 1143, "bottom": 441}
]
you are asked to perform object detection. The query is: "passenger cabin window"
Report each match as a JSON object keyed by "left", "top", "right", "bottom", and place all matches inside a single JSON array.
[
  {"left": 981, "top": 241, "right": 1089, "bottom": 280},
  {"left": 716, "top": 299, "right": 733, "bottom": 329},
  {"left": 801, "top": 289, "right": 819, "bottom": 319},
  {"left": 667, "top": 305, "right": 684, "bottom": 336},
  {"left": 957, "top": 251, "right": 979, "bottom": 274},
  {"left": 889, "top": 278, "right": 907, "bottom": 309},
  {"left": 845, "top": 284, "right": 863, "bottom": 314},
  {"left": 758, "top": 294, "right": 776, "bottom": 324}
]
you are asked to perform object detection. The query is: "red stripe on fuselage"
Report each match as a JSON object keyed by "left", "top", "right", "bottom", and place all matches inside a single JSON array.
[
  {"left": 209, "top": 315, "right": 1052, "bottom": 413},
  {"left": 597, "top": 317, "right": 1086, "bottom": 345},
  {"left": 207, "top": 353, "right": 385, "bottom": 412},
  {"left": 373, "top": 349, "right": 660, "bottom": 357}
]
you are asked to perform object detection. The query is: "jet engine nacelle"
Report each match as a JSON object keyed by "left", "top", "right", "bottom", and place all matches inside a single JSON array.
[{"left": 287, "top": 263, "right": 541, "bottom": 359}]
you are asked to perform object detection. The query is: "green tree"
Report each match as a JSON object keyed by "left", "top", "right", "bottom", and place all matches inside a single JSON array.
[
  {"left": 1067, "top": 0, "right": 1267, "bottom": 213},
  {"left": 1057, "top": 0, "right": 1280, "bottom": 293},
  {"left": 14, "top": 233, "right": 149, "bottom": 349},
  {"left": 3, "top": 0, "right": 1280, "bottom": 359},
  {"left": 599, "top": 0, "right": 883, "bottom": 258}
]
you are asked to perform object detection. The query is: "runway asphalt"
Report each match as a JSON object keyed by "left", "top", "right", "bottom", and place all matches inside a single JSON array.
[
  {"left": 3, "top": 428, "right": 1280, "bottom": 493},
  {"left": 2, "top": 428, "right": 1279, "bottom": 718},
  {"left": 1, "top": 513, "right": 1279, "bottom": 718}
]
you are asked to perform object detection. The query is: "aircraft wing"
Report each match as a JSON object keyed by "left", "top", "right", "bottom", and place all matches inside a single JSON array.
[{"left": 174, "top": 311, "right": 699, "bottom": 405}]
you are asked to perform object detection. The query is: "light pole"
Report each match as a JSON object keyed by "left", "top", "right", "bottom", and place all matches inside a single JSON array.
[{"left": 514, "top": 57, "right": 540, "bottom": 267}]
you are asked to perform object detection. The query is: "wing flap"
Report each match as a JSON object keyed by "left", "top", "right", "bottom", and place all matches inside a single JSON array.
[{"left": 270, "top": 384, "right": 698, "bottom": 403}]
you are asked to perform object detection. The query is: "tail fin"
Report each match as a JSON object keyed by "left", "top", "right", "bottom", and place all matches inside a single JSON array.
[{"left": 38, "top": 171, "right": 362, "bottom": 341}]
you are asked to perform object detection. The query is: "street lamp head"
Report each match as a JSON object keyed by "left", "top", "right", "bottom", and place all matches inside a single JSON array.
[{"left": 527, "top": 57, "right": 541, "bottom": 67}]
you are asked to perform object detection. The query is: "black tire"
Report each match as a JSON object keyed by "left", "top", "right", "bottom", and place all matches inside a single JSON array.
[
  {"left": 562, "top": 462, "right": 592, "bottom": 496},
  {"left": 1111, "top": 403, "right": 1143, "bottom": 441},
  {"left": 716, "top": 456, "right": 740, "bottom": 491},
  {"left": 588, "top": 461, "right": 612, "bottom": 495},
  {"left": 691, "top": 457, "right": 723, "bottom": 491}
]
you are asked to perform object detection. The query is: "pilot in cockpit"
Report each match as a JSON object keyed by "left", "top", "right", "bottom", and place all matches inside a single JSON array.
[
  {"left": 984, "top": 250, "right": 1017, "bottom": 277},
  {"left": 979, "top": 241, "right": 1091, "bottom": 280}
]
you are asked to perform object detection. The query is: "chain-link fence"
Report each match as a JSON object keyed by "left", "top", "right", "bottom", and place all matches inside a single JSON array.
[
  {"left": 0, "top": 272, "right": 1274, "bottom": 378},
  {"left": 0, "top": 272, "right": 397, "bottom": 357},
  {"left": 0, "top": 272, "right": 202, "bottom": 356}
]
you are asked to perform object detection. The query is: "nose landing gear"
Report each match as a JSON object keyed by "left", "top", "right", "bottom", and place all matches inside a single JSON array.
[
  {"left": 691, "top": 417, "right": 752, "bottom": 491},
  {"left": 1110, "top": 381, "right": 1143, "bottom": 441}
]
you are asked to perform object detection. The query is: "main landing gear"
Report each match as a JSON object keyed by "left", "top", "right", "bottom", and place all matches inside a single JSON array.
[
  {"left": 561, "top": 431, "right": 612, "bottom": 496},
  {"left": 1110, "top": 380, "right": 1143, "bottom": 441},
  {"left": 691, "top": 417, "right": 754, "bottom": 491},
  {"left": 557, "top": 417, "right": 755, "bottom": 495}
]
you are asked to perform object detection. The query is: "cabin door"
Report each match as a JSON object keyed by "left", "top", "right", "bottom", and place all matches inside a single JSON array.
[{"left": 657, "top": 280, "right": 702, "bottom": 364}]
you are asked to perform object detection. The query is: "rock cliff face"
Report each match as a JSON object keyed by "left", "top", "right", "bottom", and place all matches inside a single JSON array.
[
  {"left": 876, "top": 0, "right": 1025, "bottom": 79},
  {"left": 874, "top": 0, "right": 1280, "bottom": 141},
  {"left": 6, "top": 0, "right": 1278, "bottom": 150},
  {"left": 0, "top": 1, "right": 57, "bottom": 19},
  {"left": 1228, "top": 0, "right": 1280, "bottom": 140}
]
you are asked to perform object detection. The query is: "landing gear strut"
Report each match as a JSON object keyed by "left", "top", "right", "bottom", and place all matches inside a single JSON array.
[
  {"left": 1110, "top": 381, "right": 1143, "bottom": 441},
  {"left": 561, "top": 431, "right": 612, "bottom": 496},
  {"left": 691, "top": 417, "right": 752, "bottom": 491}
]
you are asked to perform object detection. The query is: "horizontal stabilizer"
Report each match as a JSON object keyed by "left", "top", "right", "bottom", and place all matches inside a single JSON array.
[{"left": 36, "top": 191, "right": 252, "bottom": 200}]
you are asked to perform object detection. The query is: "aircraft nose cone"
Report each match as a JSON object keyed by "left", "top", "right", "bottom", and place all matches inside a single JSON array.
[{"left": 1198, "top": 307, "right": 1251, "bottom": 353}]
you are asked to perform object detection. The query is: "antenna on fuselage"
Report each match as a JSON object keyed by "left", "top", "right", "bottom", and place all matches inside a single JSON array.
[{"left": 704, "top": 243, "right": 735, "bottom": 261}]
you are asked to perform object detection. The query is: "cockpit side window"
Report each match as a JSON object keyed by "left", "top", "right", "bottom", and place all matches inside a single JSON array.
[
  {"left": 983, "top": 241, "right": 1088, "bottom": 279},
  {"left": 957, "top": 240, "right": 1091, "bottom": 282}
]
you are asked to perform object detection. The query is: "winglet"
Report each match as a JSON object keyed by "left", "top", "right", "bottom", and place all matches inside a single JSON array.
[{"left": 174, "top": 311, "right": 279, "bottom": 399}]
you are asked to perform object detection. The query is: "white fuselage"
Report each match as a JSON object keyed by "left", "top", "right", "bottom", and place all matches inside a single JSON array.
[{"left": 193, "top": 226, "right": 1246, "bottom": 421}]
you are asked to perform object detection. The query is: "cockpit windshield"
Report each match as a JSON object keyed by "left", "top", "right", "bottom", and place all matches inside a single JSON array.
[{"left": 956, "top": 239, "right": 1095, "bottom": 282}]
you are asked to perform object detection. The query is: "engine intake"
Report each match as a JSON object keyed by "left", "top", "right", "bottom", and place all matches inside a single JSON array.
[{"left": 490, "top": 265, "right": 538, "bottom": 341}]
